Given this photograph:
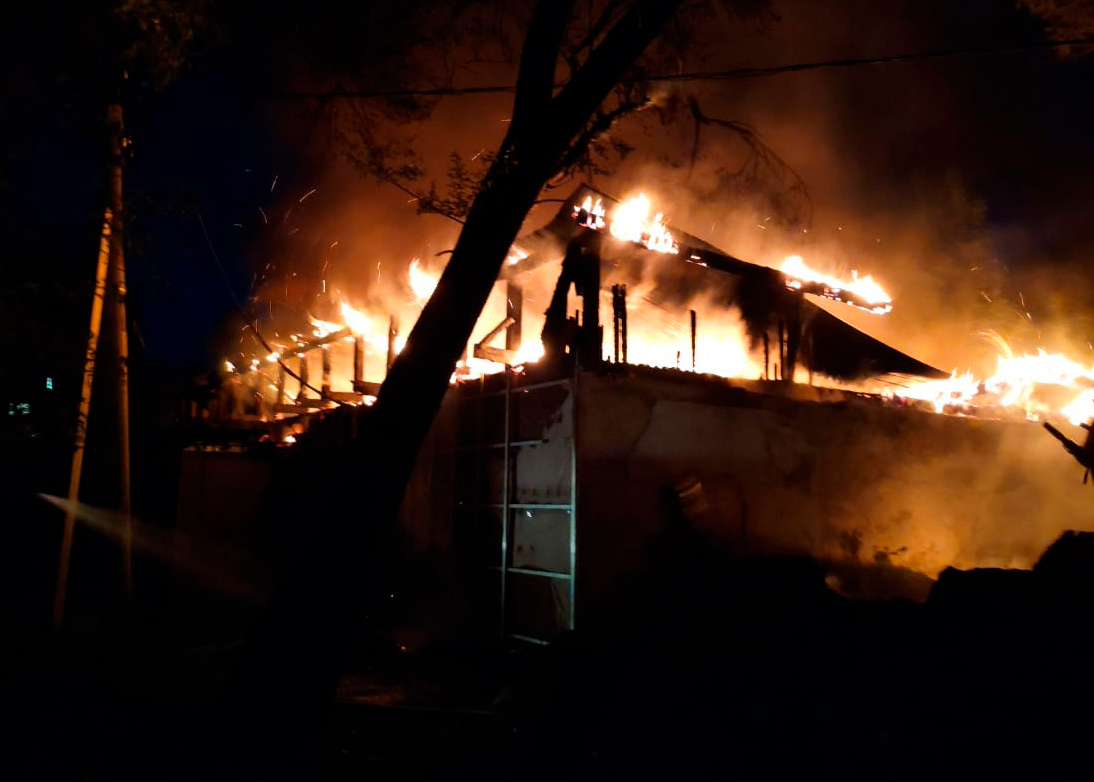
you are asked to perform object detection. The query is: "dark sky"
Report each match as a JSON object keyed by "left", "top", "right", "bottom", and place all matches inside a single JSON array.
[{"left": 4, "top": 0, "right": 1094, "bottom": 379}]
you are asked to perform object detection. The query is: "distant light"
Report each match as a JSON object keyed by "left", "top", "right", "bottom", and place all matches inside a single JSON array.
[{"left": 45, "top": 377, "right": 53, "bottom": 390}]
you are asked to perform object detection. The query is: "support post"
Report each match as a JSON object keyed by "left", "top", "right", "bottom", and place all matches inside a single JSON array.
[
  {"left": 297, "top": 353, "right": 309, "bottom": 402},
  {"left": 690, "top": 309, "right": 697, "bottom": 371},
  {"left": 54, "top": 208, "right": 112, "bottom": 627},
  {"left": 621, "top": 286, "right": 627, "bottom": 364},
  {"left": 777, "top": 319, "right": 785, "bottom": 381},
  {"left": 612, "top": 286, "right": 621, "bottom": 363},
  {"left": 353, "top": 336, "right": 364, "bottom": 390},
  {"left": 105, "top": 101, "right": 133, "bottom": 603},
  {"left": 387, "top": 315, "right": 398, "bottom": 372},
  {"left": 321, "top": 345, "right": 332, "bottom": 399},
  {"left": 763, "top": 332, "right": 770, "bottom": 380},
  {"left": 276, "top": 364, "right": 286, "bottom": 406}
]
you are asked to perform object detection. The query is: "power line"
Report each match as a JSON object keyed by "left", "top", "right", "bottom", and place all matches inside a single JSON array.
[
  {"left": 267, "top": 36, "right": 1094, "bottom": 100},
  {"left": 197, "top": 212, "right": 349, "bottom": 406}
]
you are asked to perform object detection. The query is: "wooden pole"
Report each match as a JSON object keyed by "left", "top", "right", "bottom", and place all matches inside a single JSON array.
[
  {"left": 321, "top": 345, "right": 332, "bottom": 399},
  {"left": 54, "top": 208, "right": 113, "bottom": 627},
  {"left": 353, "top": 336, "right": 364, "bottom": 391},
  {"left": 690, "top": 309, "right": 697, "bottom": 371},
  {"left": 297, "top": 353, "right": 309, "bottom": 402},
  {"left": 387, "top": 316, "right": 398, "bottom": 372},
  {"left": 104, "top": 102, "right": 132, "bottom": 601},
  {"left": 505, "top": 282, "right": 523, "bottom": 352}
]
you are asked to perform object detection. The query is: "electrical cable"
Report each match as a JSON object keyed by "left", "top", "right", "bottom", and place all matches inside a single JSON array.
[{"left": 197, "top": 212, "right": 352, "bottom": 406}]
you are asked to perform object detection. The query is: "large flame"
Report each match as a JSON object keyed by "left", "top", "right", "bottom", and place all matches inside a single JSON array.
[
  {"left": 609, "top": 194, "right": 679, "bottom": 254},
  {"left": 781, "top": 255, "right": 893, "bottom": 313},
  {"left": 408, "top": 258, "right": 438, "bottom": 303},
  {"left": 888, "top": 344, "right": 1094, "bottom": 425},
  {"left": 230, "top": 186, "right": 1094, "bottom": 434}
]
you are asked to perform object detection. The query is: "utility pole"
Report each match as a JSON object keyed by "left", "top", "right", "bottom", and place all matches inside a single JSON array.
[
  {"left": 106, "top": 101, "right": 133, "bottom": 602},
  {"left": 54, "top": 209, "right": 113, "bottom": 627},
  {"left": 53, "top": 101, "right": 132, "bottom": 626}
]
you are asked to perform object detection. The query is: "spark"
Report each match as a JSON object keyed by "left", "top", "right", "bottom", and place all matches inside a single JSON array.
[
  {"left": 270, "top": 175, "right": 278, "bottom": 192},
  {"left": 259, "top": 208, "right": 268, "bottom": 224},
  {"left": 299, "top": 188, "right": 316, "bottom": 203}
]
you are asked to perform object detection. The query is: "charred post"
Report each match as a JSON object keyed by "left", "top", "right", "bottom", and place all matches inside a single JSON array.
[
  {"left": 353, "top": 336, "right": 364, "bottom": 391},
  {"left": 690, "top": 309, "right": 697, "bottom": 371},
  {"left": 387, "top": 315, "right": 399, "bottom": 372},
  {"left": 777, "top": 319, "right": 785, "bottom": 381},
  {"left": 612, "top": 285, "right": 622, "bottom": 363},
  {"left": 321, "top": 345, "right": 332, "bottom": 399},
  {"left": 297, "top": 353, "right": 310, "bottom": 402}
]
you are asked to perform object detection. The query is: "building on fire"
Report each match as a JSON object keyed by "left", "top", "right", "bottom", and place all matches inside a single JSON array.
[{"left": 178, "top": 185, "right": 1094, "bottom": 644}]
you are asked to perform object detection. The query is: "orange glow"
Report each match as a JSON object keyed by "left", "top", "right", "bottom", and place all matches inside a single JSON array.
[
  {"left": 408, "top": 258, "right": 438, "bottom": 303},
  {"left": 888, "top": 343, "right": 1094, "bottom": 425},
  {"left": 609, "top": 194, "right": 679, "bottom": 254}
]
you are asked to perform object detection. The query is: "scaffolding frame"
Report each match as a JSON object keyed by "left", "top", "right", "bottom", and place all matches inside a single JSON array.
[{"left": 460, "top": 371, "right": 578, "bottom": 644}]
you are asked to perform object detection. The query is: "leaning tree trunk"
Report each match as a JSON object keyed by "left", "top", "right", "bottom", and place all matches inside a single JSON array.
[{"left": 218, "top": 0, "right": 686, "bottom": 764}]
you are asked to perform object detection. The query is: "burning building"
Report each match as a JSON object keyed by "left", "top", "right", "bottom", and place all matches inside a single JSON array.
[{"left": 180, "top": 185, "right": 1094, "bottom": 643}]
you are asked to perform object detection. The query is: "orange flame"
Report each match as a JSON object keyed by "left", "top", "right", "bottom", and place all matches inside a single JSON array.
[
  {"left": 781, "top": 255, "right": 892, "bottom": 313},
  {"left": 609, "top": 194, "right": 679, "bottom": 254}
]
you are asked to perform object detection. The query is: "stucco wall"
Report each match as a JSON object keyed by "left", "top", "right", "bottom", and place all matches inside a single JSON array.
[{"left": 576, "top": 370, "right": 1094, "bottom": 603}]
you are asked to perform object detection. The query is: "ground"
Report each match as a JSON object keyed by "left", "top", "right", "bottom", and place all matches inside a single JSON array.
[{"left": 4, "top": 550, "right": 1094, "bottom": 780}]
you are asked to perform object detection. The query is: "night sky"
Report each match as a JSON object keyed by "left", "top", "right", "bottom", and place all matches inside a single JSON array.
[{"left": 4, "top": 0, "right": 1094, "bottom": 403}]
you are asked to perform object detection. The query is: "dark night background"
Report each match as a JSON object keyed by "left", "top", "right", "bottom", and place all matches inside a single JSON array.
[{"left": 3, "top": 0, "right": 1094, "bottom": 776}]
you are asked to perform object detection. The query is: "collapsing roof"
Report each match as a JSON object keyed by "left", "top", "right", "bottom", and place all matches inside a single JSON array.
[{"left": 504, "top": 185, "right": 945, "bottom": 383}]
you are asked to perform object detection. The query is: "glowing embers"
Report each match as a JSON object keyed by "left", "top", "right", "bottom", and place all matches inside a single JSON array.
[{"left": 781, "top": 254, "right": 893, "bottom": 314}]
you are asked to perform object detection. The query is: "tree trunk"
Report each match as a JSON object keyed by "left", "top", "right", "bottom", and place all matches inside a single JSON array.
[{"left": 218, "top": 0, "right": 686, "bottom": 763}]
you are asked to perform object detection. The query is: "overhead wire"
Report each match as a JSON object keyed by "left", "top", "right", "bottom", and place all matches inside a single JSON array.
[
  {"left": 197, "top": 212, "right": 352, "bottom": 406},
  {"left": 266, "top": 36, "right": 1094, "bottom": 100}
]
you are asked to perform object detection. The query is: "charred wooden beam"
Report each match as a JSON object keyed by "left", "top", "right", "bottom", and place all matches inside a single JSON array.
[
  {"left": 296, "top": 354, "right": 309, "bottom": 403},
  {"left": 321, "top": 345, "right": 332, "bottom": 398},
  {"left": 690, "top": 309, "right": 697, "bottom": 371},
  {"left": 351, "top": 380, "right": 381, "bottom": 396},
  {"left": 1044, "top": 422, "right": 1094, "bottom": 479},
  {"left": 352, "top": 336, "right": 364, "bottom": 388},
  {"left": 474, "top": 345, "right": 518, "bottom": 364},
  {"left": 611, "top": 284, "right": 628, "bottom": 364},
  {"left": 479, "top": 317, "right": 516, "bottom": 349}
]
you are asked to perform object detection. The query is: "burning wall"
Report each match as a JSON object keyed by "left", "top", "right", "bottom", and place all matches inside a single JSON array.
[{"left": 574, "top": 369, "right": 1094, "bottom": 605}]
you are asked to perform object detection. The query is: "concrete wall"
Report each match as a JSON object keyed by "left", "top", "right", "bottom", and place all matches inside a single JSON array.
[{"left": 576, "top": 369, "right": 1094, "bottom": 603}]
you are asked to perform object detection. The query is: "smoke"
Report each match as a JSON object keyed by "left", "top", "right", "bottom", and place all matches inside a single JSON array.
[{"left": 216, "top": 0, "right": 1094, "bottom": 388}]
